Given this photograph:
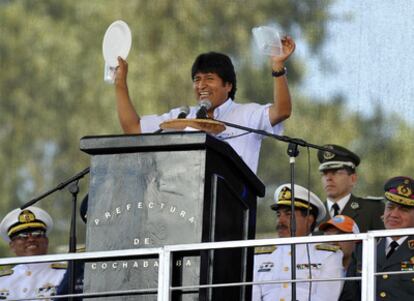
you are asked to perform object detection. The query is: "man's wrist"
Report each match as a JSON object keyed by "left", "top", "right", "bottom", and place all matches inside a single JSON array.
[{"left": 272, "top": 67, "right": 287, "bottom": 77}]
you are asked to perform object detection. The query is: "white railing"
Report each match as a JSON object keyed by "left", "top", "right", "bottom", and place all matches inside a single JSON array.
[{"left": 1, "top": 228, "right": 413, "bottom": 301}]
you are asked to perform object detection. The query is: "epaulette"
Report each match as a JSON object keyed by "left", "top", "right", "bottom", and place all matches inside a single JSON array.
[
  {"left": 50, "top": 262, "right": 68, "bottom": 269},
  {"left": 76, "top": 247, "right": 86, "bottom": 253},
  {"left": 0, "top": 269, "right": 13, "bottom": 277},
  {"left": 254, "top": 246, "right": 277, "bottom": 255},
  {"left": 315, "top": 243, "right": 340, "bottom": 252}
]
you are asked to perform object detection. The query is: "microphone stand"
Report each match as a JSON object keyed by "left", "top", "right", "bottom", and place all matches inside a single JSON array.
[
  {"left": 213, "top": 118, "right": 347, "bottom": 300},
  {"left": 20, "top": 167, "right": 90, "bottom": 300}
]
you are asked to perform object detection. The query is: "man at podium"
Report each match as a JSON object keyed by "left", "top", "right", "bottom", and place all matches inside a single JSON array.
[{"left": 113, "top": 36, "right": 296, "bottom": 173}]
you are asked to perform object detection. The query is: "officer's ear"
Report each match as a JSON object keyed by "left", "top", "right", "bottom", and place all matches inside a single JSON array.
[{"left": 350, "top": 173, "right": 358, "bottom": 186}]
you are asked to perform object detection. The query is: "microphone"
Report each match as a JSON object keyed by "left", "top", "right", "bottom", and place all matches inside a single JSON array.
[
  {"left": 196, "top": 99, "right": 212, "bottom": 119},
  {"left": 177, "top": 106, "right": 190, "bottom": 119}
]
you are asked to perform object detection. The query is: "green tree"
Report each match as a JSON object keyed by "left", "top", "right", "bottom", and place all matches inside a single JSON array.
[{"left": 3, "top": 0, "right": 380, "bottom": 256}]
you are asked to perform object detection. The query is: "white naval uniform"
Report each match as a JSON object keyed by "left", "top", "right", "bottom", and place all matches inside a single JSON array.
[
  {"left": 253, "top": 243, "right": 344, "bottom": 301},
  {"left": 0, "top": 263, "right": 66, "bottom": 300}
]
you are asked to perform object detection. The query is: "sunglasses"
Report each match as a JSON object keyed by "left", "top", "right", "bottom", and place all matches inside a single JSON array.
[{"left": 11, "top": 230, "right": 46, "bottom": 240}]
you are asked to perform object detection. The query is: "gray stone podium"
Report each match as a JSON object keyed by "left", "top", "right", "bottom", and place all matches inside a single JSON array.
[{"left": 80, "top": 132, "right": 265, "bottom": 300}]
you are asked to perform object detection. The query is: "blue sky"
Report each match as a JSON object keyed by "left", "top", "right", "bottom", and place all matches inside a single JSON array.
[{"left": 300, "top": 0, "right": 414, "bottom": 123}]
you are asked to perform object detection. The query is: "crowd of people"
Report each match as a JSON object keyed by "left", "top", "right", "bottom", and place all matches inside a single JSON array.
[{"left": 0, "top": 35, "right": 413, "bottom": 301}]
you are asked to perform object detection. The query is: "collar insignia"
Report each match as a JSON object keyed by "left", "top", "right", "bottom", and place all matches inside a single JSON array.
[
  {"left": 408, "top": 240, "right": 414, "bottom": 250},
  {"left": 350, "top": 201, "right": 359, "bottom": 209}
]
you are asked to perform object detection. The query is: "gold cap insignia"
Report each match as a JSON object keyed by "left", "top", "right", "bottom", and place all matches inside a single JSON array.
[
  {"left": 397, "top": 181, "right": 412, "bottom": 198},
  {"left": 279, "top": 187, "right": 292, "bottom": 201},
  {"left": 18, "top": 210, "right": 36, "bottom": 224}
]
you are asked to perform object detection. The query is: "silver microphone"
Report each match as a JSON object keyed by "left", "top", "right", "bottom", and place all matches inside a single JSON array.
[
  {"left": 196, "top": 100, "right": 212, "bottom": 119},
  {"left": 177, "top": 106, "right": 190, "bottom": 119}
]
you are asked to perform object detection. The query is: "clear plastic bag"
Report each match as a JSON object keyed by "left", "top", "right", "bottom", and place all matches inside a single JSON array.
[{"left": 252, "top": 26, "right": 283, "bottom": 56}]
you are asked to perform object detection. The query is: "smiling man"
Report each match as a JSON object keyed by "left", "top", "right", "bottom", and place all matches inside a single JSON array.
[
  {"left": 317, "top": 144, "right": 384, "bottom": 232},
  {"left": 376, "top": 176, "right": 414, "bottom": 300},
  {"left": 253, "top": 183, "right": 343, "bottom": 301},
  {"left": 341, "top": 176, "right": 414, "bottom": 301},
  {"left": 0, "top": 206, "right": 66, "bottom": 300},
  {"left": 114, "top": 37, "right": 296, "bottom": 173}
]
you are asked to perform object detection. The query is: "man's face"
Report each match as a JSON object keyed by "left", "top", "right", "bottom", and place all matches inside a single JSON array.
[
  {"left": 323, "top": 226, "right": 355, "bottom": 259},
  {"left": 321, "top": 169, "right": 357, "bottom": 201},
  {"left": 276, "top": 207, "right": 314, "bottom": 238},
  {"left": 192, "top": 72, "right": 232, "bottom": 112},
  {"left": 9, "top": 229, "right": 49, "bottom": 256},
  {"left": 383, "top": 201, "right": 414, "bottom": 230}
]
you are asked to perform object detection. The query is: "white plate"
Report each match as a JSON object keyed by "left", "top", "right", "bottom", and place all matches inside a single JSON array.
[{"left": 102, "top": 20, "right": 132, "bottom": 67}]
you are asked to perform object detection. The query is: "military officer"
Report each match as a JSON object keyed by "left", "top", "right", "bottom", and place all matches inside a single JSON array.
[
  {"left": 252, "top": 183, "right": 344, "bottom": 301},
  {"left": 340, "top": 176, "right": 414, "bottom": 301},
  {"left": 317, "top": 144, "right": 384, "bottom": 232},
  {"left": 376, "top": 176, "right": 414, "bottom": 300},
  {"left": 0, "top": 206, "right": 66, "bottom": 300}
]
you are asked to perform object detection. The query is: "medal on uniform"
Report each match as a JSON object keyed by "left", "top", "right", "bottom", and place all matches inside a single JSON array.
[
  {"left": 401, "top": 261, "right": 414, "bottom": 271},
  {"left": 258, "top": 262, "right": 274, "bottom": 272}
]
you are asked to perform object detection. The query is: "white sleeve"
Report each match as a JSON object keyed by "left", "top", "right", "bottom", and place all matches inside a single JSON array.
[
  {"left": 247, "top": 104, "right": 284, "bottom": 136},
  {"left": 140, "top": 109, "right": 180, "bottom": 133}
]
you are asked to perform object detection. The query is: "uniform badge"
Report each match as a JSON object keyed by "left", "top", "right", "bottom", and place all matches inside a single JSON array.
[
  {"left": 323, "top": 146, "right": 335, "bottom": 160},
  {"left": 350, "top": 202, "right": 359, "bottom": 209},
  {"left": 19, "top": 210, "right": 36, "bottom": 223},
  {"left": 258, "top": 262, "right": 274, "bottom": 272},
  {"left": 297, "top": 263, "right": 322, "bottom": 270},
  {"left": 37, "top": 283, "right": 57, "bottom": 296},
  {"left": 408, "top": 240, "right": 414, "bottom": 250},
  {"left": 0, "top": 289, "right": 9, "bottom": 298},
  {"left": 401, "top": 261, "right": 414, "bottom": 271},
  {"left": 397, "top": 181, "right": 412, "bottom": 198}
]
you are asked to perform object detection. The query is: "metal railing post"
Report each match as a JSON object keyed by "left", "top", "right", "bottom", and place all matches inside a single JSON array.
[
  {"left": 361, "top": 232, "right": 377, "bottom": 301},
  {"left": 159, "top": 247, "right": 172, "bottom": 301}
]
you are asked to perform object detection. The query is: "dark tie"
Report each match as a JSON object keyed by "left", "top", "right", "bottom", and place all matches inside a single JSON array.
[
  {"left": 386, "top": 241, "right": 399, "bottom": 259},
  {"left": 332, "top": 203, "right": 340, "bottom": 216}
]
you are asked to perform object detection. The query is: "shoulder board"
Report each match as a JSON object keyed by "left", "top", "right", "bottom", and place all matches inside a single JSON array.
[
  {"left": 254, "top": 246, "right": 277, "bottom": 255},
  {"left": 76, "top": 247, "right": 86, "bottom": 253},
  {"left": 0, "top": 269, "right": 13, "bottom": 277},
  {"left": 315, "top": 243, "right": 340, "bottom": 252},
  {"left": 50, "top": 262, "right": 68, "bottom": 270}
]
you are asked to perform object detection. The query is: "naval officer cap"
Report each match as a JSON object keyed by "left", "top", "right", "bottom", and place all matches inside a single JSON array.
[
  {"left": 384, "top": 176, "right": 414, "bottom": 207},
  {"left": 0, "top": 206, "right": 53, "bottom": 242},
  {"left": 317, "top": 144, "right": 361, "bottom": 172},
  {"left": 271, "top": 183, "right": 327, "bottom": 222}
]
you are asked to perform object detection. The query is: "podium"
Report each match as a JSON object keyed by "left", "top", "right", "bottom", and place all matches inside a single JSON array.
[{"left": 80, "top": 132, "right": 265, "bottom": 300}]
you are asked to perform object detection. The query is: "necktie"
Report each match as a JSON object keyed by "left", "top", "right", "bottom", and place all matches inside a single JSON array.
[
  {"left": 386, "top": 241, "right": 399, "bottom": 259},
  {"left": 332, "top": 203, "right": 340, "bottom": 216}
]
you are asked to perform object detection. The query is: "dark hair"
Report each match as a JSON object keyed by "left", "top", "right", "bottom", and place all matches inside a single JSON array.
[
  {"left": 191, "top": 52, "right": 237, "bottom": 100},
  {"left": 298, "top": 208, "right": 318, "bottom": 232}
]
